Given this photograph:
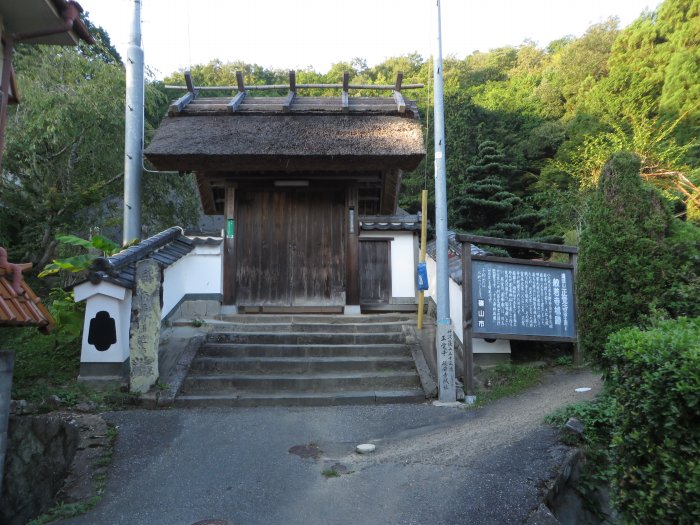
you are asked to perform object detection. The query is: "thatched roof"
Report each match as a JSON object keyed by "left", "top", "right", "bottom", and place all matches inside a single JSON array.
[{"left": 145, "top": 113, "right": 425, "bottom": 172}]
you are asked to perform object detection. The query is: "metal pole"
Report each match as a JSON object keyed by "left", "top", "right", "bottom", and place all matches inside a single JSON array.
[
  {"left": 433, "top": 0, "right": 456, "bottom": 402},
  {"left": 123, "top": 0, "right": 144, "bottom": 245}
]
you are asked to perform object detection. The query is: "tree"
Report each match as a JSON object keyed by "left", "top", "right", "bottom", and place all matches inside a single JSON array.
[
  {"left": 1, "top": 26, "right": 199, "bottom": 273},
  {"left": 449, "top": 140, "right": 525, "bottom": 237},
  {"left": 576, "top": 151, "right": 700, "bottom": 363}
]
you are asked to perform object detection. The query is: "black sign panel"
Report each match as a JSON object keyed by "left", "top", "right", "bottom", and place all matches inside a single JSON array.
[{"left": 472, "top": 260, "right": 576, "bottom": 339}]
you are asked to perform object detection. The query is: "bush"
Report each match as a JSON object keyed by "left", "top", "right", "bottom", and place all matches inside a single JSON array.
[
  {"left": 604, "top": 317, "right": 700, "bottom": 524},
  {"left": 577, "top": 151, "right": 700, "bottom": 364}
]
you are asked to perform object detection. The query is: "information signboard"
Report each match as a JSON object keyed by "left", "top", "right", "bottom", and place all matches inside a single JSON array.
[{"left": 471, "top": 259, "right": 576, "bottom": 340}]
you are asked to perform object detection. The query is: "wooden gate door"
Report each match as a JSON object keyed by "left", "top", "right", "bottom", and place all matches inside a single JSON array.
[
  {"left": 236, "top": 188, "right": 346, "bottom": 307},
  {"left": 359, "top": 238, "right": 391, "bottom": 305}
]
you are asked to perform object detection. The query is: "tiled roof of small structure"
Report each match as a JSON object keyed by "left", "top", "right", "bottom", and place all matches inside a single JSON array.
[
  {"left": 426, "top": 232, "right": 490, "bottom": 285},
  {"left": 360, "top": 214, "right": 423, "bottom": 232},
  {"left": 0, "top": 268, "right": 55, "bottom": 331},
  {"left": 86, "top": 227, "right": 197, "bottom": 289}
]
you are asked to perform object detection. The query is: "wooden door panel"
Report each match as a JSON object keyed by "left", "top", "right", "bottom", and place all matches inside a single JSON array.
[
  {"left": 236, "top": 188, "right": 346, "bottom": 307},
  {"left": 359, "top": 240, "right": 391, "bottom": 304},
  {"left": 236, "top": 191, "right": 290, "bottom": 306},
  {"left": 291, "top": 190, "right": 346, "bottom": 306}
]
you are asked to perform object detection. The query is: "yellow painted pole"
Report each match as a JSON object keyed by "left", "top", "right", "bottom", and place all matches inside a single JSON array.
[{"left": 417, "top": 189, "right": 428, "bottom": 329}]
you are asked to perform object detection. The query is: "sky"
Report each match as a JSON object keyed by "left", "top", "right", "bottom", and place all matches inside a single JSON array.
[{"left": 81, "top": 0, "right": 662, "bottom": 80}]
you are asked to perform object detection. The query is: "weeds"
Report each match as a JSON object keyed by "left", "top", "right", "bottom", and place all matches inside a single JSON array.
[{"left": 472, "top": 364, "right": 543, "bottom": 407}]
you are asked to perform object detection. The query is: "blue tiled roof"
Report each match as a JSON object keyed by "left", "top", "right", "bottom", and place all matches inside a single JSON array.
[{"left": 426, "top": 231, "right": 489, "bottom": 285}]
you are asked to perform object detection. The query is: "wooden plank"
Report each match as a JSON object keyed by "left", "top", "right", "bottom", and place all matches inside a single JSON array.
[
  {"left": 290, "top": 189, "right": 346, "bottom": 306},
  {"left": 282, "top": 90, "right": 295, "bottom": 112},
  {"left": 184, "top": 70, "right": 196, "bottom": 93},
  {"left": 462, "top": 242, "right": 475, "bottom": 398},
  {"left": 168, "top": 91, "right": 195, "bottom": 114},
  {"left": 342, "top": 72, "right": 350, "bottom": 113},
  {"left": 346, "top": 185, "right": 360, "bottom": 306},
  {"left": 394, "top": 72, "right": 404, "bottom": 92},
  {"left": 236, "top": 71, "right": 246, "bottom": 92},
  {"left": 227, "top": 91, "right": 247, "bottom": 113},
  {"left": 289, "top": 70, "right": 296, "bottom": 92},
  {"left": 164, "top": 82, "right": 425, "bottom": 91},
  {"left": 570, "top": 252, "right": 582, "bottom": 365},
  {"left": 393, "top": 91, "right": 406, "bottom": 113},
  {"left": 473, "top": 333, "right": 578, "bottom": 343},
  {"left": 359, "top": 239, "right": 391, "bottom": 305},
  {"left": 471, "top": 255, "right": 574, "bottom": 270},
  {"left": 456, "top": 233, "right": 577, "bottom": 254}
]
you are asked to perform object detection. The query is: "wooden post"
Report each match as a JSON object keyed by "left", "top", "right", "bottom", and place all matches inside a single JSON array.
[
  {"left": 417, "top": 189, "right": 428, "bottom": 329},
  {"left": 570, "top": 252, "right": 581, "bottom": 366},
  {"left": 461, "top": 241, "right": 475, "bottom": 401},
  {"left": 224, "top": 184, "right": 237, "bottom": 305},
  {"left": 345, "top": 185, "right": 359, "bottom": 308}
]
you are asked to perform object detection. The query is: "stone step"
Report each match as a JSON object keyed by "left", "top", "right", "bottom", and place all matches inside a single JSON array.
[
  {"left": 217, "top": 314, "right": 416, "bottom": 324},
  {"left": 205, "top": 331, "right": 407, "bottom": 345},
  {"left": 206, "top": 321, "right": 406, "bottom": 334},
  {"left": 198, "top": 343, "right": 412, "bottom": 359},
  {"left": 175, "top": 388, "right": 427, "bottom": 408},
  {"left": 188, "top": 356, "right": 416, "bottom": 374},
  {"left": 181, "top": 370, "right": 421, "bottom": 393}
]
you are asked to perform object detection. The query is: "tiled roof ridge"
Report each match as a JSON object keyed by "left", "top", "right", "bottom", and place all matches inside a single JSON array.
[
  {"left": 91, "top": 227, "right": 186, "bottom": 275},
  {"left": 85, "top": 227, "right": 194, "bottom": 288}
]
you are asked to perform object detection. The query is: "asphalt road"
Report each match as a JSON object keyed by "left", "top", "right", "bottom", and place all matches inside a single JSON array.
[{"left": 59, "top": 368, "right": 601, "bottom": 525}]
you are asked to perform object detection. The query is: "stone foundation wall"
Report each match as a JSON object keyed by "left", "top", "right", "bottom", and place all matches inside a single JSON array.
[{"left": 0, "top": 415, "right": 79, "bottom": 525}]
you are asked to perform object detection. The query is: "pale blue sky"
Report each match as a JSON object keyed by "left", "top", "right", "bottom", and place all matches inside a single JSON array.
[{"left": 82, "top": 0, "right": 661, "bottom": 79}]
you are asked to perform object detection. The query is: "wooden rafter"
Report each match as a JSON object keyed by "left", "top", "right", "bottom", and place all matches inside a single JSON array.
[
  {"left": 392, "top": 71, "right": 406, "bottom": 114},
  {"left": 283, "top": 70, "right": 296, "bottom": 112},
  {"left": 168, "top": 70, "right": 198, "bottom": 115},
  {"left": 342, "top": 72, "right": 350, "bottom": 113},
  {"left": 228, "top": 91, "right": 247, "bottom": 113}
]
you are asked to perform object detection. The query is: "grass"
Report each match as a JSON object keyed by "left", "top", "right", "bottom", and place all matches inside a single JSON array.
[
  {"left": 321, "top": 469, "right": 341, "bottom": 478},
  {"left": 1, "top": 324, "right": 141, "bottom": 412},
  {"left": 471, "top": 363, "right": 544, "bottom": 407}
]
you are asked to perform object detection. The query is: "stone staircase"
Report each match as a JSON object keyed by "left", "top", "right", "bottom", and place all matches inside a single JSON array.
[{"left": 175, "top": 314, "right": 426, "bottom": 407}]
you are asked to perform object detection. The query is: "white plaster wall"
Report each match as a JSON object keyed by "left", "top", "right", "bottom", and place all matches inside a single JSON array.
[
  {"left": 426, "top": 254, "right": 510, "bottom": 354},
  {"left": 79, "top": 291, "right": 132, "bottom": 364},
  {"left": 162, "top": 242, "right": 223, "bottom": 319},
  {"left": 359, "top": 231, "right": 416, "bottom": 298}
]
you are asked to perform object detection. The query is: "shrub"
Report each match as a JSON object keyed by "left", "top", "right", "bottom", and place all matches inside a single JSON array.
[
  {"left": 577, "top": 151, "right": 700, "bottom": 364},
  {"left": 604, "top": 317, "right": 700, "bottom": 524}
]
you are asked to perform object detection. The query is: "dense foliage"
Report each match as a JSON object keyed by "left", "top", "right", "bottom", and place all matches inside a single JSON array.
[
  {"left": 0, "top": 33, "right": 199, "bottom": 277},
  {"left": 604, "top": 317, "right": 700, "bottom": 524},
  {"left": 576, "top": 152, "right": 700, "bottom": 362}
]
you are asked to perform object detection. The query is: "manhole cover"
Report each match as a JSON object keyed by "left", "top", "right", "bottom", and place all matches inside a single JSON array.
[
  {"left": 289, "top": 443, "right": 322, "bottom": 459},
  {"left": 190, "top": 520, "right": 232, "bottom": 525}
]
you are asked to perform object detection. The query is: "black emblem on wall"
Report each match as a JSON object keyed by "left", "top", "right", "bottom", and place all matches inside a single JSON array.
[{"left": 87, "top": 310, "right": 117, "bottom": 351}]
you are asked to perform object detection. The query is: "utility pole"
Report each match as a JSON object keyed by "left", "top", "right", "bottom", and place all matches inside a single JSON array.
[
  {"left": 433, "top": 0, "right": 456, "bottom": 403},
  {"left": 123, "top": 0, "right": 144, "bottom": 245}
]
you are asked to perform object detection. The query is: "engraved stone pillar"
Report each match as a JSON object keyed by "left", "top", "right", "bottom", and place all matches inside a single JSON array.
[{"left": 129, "top": 259, "right": 161, "bottom": 393}]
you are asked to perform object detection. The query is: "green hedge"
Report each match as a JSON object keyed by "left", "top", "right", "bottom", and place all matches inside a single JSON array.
[{"left": 604, "top": 317, "right": 700, "bottom": 524}]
